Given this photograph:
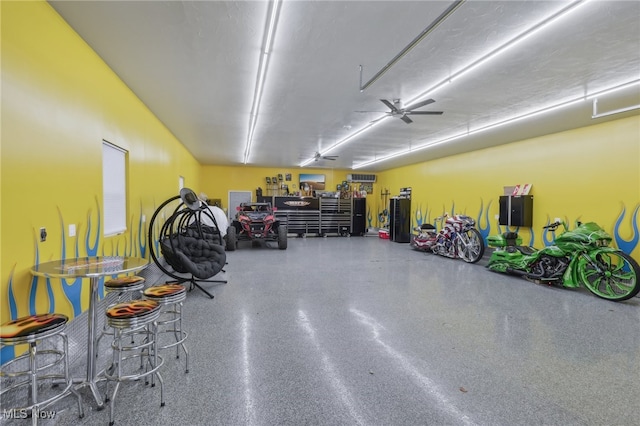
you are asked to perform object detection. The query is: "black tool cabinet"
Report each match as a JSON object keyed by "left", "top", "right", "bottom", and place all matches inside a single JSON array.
[
  {"left": 389, "top": 198, "right": 411, "bottom": 243},
  {"left": 499, "top": 195, "right": 533, "bottom": 227}
]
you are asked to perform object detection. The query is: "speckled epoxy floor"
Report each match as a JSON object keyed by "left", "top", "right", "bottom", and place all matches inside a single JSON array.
[{"left": 7, "top": 236, "right": 640, "bottom": 425}]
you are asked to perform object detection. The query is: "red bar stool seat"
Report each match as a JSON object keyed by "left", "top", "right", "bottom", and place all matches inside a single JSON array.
[
  {"left": 97, "top": 276, "right": 146, "bottom": 352},
  {"left": 142, "top": 284, "right": 189, "bottom": 373},
  {"left": 103, "top": 300, "right": 164, "bottom": 426},
  {"left": 0, "top": 313, "right": 84, "bottom": 425}
]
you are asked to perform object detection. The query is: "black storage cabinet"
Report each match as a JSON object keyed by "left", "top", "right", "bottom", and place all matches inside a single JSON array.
[
  {"left": 351, "top": 198, "right": 366, "bottom": 236},
  {"left": 499, "top": 195, "right": 533, "bottom": 227},
  {"left": 389, "top": 198, "right": 411, "bottom": 243}
]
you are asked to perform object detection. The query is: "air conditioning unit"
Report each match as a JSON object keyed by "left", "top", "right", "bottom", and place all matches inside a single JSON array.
[{"left": 347, "top": 174, "right": 377, "bottom": 183}]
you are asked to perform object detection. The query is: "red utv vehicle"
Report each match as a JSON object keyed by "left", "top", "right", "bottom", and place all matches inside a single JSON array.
[{"left": 226, "top": 202, "right": 287, "bottom": 250}]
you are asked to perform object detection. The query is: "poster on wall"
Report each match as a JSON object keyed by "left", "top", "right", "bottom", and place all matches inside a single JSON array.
[
  {"left": 359, "top": 183, "right": 373, "bottom": 194},
  {"left": 510, "top": 184, "right": 532, "bottom": 196},
  {"left": 299, "top": 173, "right": 325, "bottom": 195}
]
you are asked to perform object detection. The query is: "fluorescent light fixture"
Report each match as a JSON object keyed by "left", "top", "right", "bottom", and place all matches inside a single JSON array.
[
  {"left": 405, "top": 0, "right": 589, "bottom": 107},
  {"left": 243, "top": 0, "right": 282, "bottom": 165},
  {"left": 352, "top": 149, "right": 413, "bottom": 169},
  {"left": 319, "top": 0, "right": 591, "bottom": 168},
  {"left": 299, "top": 116, "right": 388, "bottom": 167},
  {"left": 352, "top": 80, "right": 640, "bottom": 169}
]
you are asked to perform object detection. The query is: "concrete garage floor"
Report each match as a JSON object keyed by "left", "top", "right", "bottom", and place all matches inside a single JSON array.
[{"left": 8, "top": 236, "right": 640, "bottom": 426}]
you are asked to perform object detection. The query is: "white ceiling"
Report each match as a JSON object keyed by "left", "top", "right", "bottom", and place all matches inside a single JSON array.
[{"left": 49, "top": 0, "right": 640, "bottom": 172}]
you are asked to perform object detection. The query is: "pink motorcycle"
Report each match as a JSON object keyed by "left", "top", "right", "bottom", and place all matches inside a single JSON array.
[{"left": 411, "top": 214, "right": 485, "bottom": 263}]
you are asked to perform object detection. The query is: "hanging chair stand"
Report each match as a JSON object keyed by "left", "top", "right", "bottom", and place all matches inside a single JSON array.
[{"left": 148, "top": 188, "right": 227, "bottom": 299}]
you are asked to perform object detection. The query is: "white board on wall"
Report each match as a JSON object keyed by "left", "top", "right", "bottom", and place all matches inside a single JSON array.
[{"left": 103, "top": 140, "right": 127, "bottom": 236}]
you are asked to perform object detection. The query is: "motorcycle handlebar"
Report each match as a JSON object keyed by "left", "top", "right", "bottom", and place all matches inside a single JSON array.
[{"left": 542, "top": 221, "right": 562, "bottom": 230}]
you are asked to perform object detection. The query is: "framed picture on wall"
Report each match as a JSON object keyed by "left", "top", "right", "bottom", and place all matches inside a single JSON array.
[
  {"left": 299, "top": 173, "right": 326, "bottom": 191},
  {"left": 359, "top": 183, "right": 373, "bottom": 194},
  {"left": 285, "top": 173, "right": 292, "bottom": 181}
]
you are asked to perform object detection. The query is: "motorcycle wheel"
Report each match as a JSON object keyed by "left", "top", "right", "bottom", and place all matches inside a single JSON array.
[
  {"left": 579, "top": 251, "right": 640, "bottom": 301},
  {"left": 456, "top": 228, "right": 485, "bottom": 263}
]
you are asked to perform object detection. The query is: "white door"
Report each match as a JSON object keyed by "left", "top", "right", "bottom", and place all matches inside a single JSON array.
[{"left": 228, "top": 191, "right": 252, "bottom": 222}]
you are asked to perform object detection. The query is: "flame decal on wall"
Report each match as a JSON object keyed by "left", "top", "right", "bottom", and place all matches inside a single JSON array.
[
  {"left": 476, "top": 199, "right": 491, "bottom": 242},
  {"left": 415, "top": 206, "right": 423, "bottom": 227},
  {"left": 29, "top": 231, "right": 53, "bottom": 315},
  {"left": 2, "top": 266, "right": 18, "bottom": 363},
  {"left": 614, "top": 204, "right": 640, "bottom": 256},
  {"left": 7, "top": 265, "right": 18, "bottom": 321},
  {"left": 138, "top": 202, "right": 147, "bottom": 258},
  {"left": 367, "top": 207, "right": 373, "bottom": 228},
  {"left": 85, "top": 197, "right": 101, "bottom": 256},
  {"left": 56, "top": 207, "right": 83, "bottom": 317},
  {"left": 415, "top": 204, "right": 431, "bottom": 227}
]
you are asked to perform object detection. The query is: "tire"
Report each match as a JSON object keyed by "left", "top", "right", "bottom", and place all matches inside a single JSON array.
[
  {"left": 579, "top": 251, "right": 640, "bottom": 301},
  {"left": 278, "top": 225, "right": 288, "bottom": 250},
  {"left": 456, "top": 228, "right": 485, "bottom": 263},
  {"left": 226, "top": 226, "right": 236, "bottom": 251}
]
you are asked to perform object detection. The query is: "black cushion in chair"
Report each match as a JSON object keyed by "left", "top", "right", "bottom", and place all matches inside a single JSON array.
[{"left": 160, "top": 233, "right": 226, "bottom": 280}]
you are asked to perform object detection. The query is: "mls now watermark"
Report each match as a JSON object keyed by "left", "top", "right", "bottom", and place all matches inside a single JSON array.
[{"left": 2, "top": 408, "right": 57, "bottom": 420}]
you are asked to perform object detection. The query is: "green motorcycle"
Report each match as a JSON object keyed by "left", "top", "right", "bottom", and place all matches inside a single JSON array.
[{"left": 487, "top": 221, "right": 640, "bottom": 301}]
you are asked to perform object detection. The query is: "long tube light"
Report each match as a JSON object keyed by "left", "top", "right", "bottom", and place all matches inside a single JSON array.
[
  {"left": 243, "top": 0, "right": 282, "bottom": 165},
  {"left": 352, "top": 80, "right": 640, "bottom": 169},
  {"left": 307, "top": 0, "right": 590, "bottom": 168},
  {"left": 405, "top": 0, "right": 589, "bottom": 107},
  {"left": 299, "top": 116, "right": 389, "bottom": 167}
]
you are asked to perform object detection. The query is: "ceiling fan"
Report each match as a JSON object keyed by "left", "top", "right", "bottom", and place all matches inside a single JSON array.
[
  {"left": 314, "top": 152, "right": 338, "bottom": 161},
  {"left": 360, "top": 98, "right": 443, "bottom": 124}
]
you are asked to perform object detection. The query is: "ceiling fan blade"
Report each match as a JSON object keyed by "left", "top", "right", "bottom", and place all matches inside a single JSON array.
[
  {"left": 380, "top": 99, "right": 399, "bottom": 113},
  {"left": 400, "top": 115, "right": 413, "bottom": 124},
  {"left": 407, "top": 98, "right": 436, "bottom": 111},
  {"left": 404, "top": 111, "right": 444, "bottom": 115},
  {"left": 323, "top": 157, "right": 337, "bottom": 160}
]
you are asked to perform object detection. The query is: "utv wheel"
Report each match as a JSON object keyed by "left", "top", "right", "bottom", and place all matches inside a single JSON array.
[
  {"left": 579, "top": 251, "right": 640, "bottom": 301},
  {"left": 278, "top": 225, "right": 288, "bottom": 250},
  {"left": 226, "top": 226, "right": 237, "bottom": 251},
  {"left": 456, "top": 228, "right": 485, "bottom": 263}
]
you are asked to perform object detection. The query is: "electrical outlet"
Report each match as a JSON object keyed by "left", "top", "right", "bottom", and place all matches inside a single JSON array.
[
  {"left": 69, "top": 224, "right": 76, "bottom": 237},
  {"left": 142, "top": 214, "right": 146, "bottom": 223},
  {"left": 494, "top": 214, "right": 500, "bottom": 220},
  {"left": 40, "top": 227, "right": 47, "bottom": 242}
]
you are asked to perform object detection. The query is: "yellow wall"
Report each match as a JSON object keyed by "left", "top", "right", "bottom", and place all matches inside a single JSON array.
[
  {"left": 0, "top": 0, "right": 200, "bottom": 351},
  {"left": 200, "top": 166, "right": 353, "bottom": 204},
  {"left": 377, "top": 116, "right": 640, "bottom": 260}
]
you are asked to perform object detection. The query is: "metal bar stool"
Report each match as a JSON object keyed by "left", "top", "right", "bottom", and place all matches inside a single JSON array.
[
  {"left": 103, "top": 300, "right": 164, "bottom": 426},
  {"left": 142, "top": 284, "right": 189, "bottom": 373},
  {"left": 96, "top": 276, "right": 146, "bottom": 353},
  {"left": 0, "top": 313, "right": 84, "bottom": 425}
]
